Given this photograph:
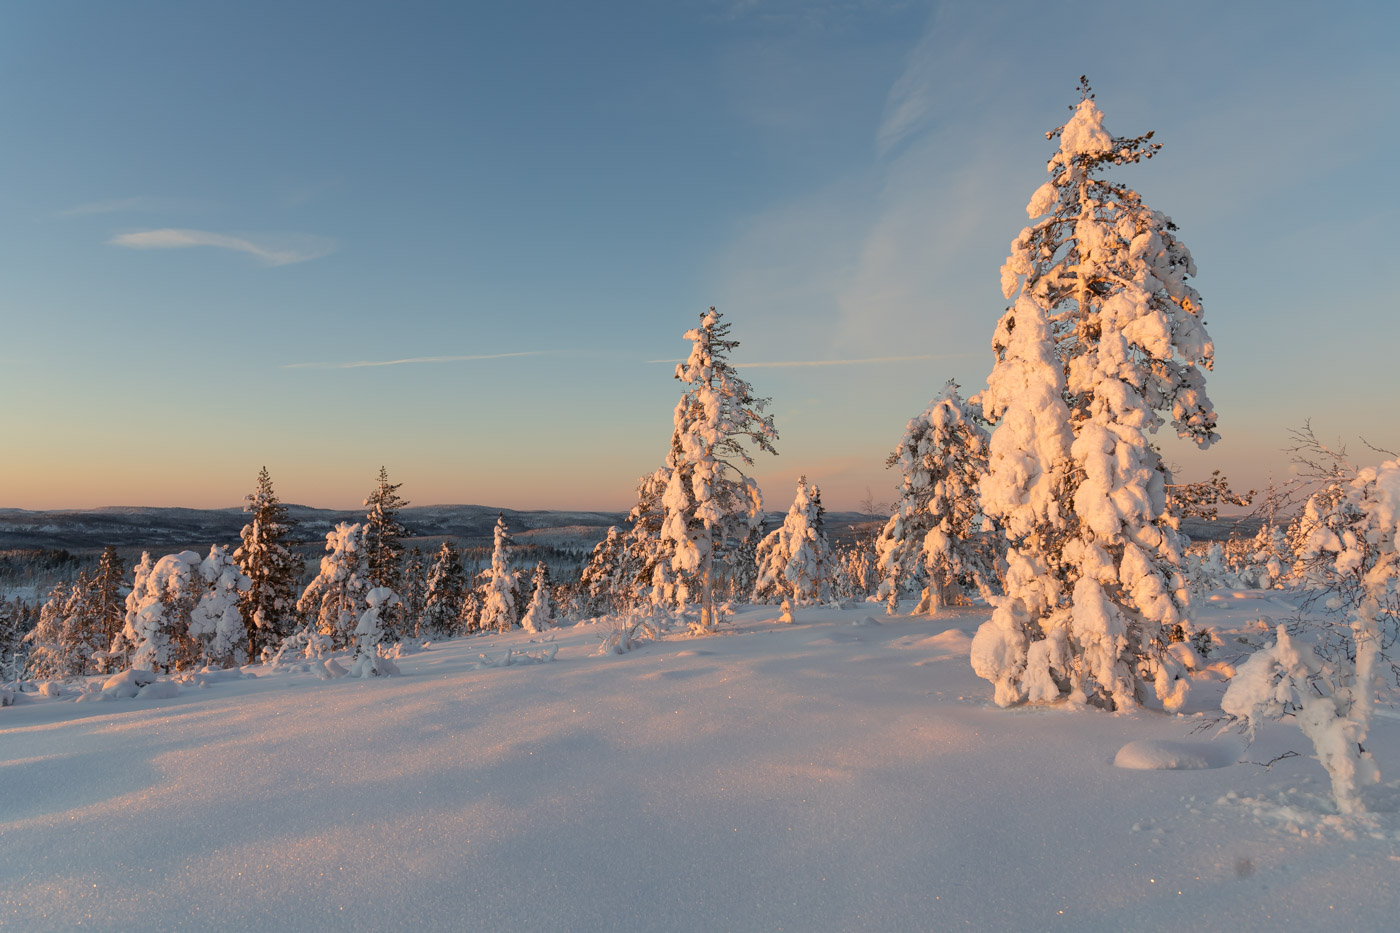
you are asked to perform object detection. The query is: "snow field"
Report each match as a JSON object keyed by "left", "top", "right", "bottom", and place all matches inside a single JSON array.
[{"left": 3, "top": 602, "right": 1398, "bottom": 932}]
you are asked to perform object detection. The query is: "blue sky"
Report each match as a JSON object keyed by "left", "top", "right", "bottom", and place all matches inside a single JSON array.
[{"left": 3, "top": 0, "right": 1396, "bottom": 511}]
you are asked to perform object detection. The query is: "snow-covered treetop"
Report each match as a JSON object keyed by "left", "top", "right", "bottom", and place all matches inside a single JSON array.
[
  {"left": 996, "top": 80, "right": 1215, "bottom": 451},
  {"left": 672, "top": 307, "right": 778, "bottom": 470}
]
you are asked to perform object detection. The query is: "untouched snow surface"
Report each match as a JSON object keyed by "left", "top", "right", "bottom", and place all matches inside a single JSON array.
[{"left": 3, "top": 601, "right": 1398, "bottom": 932}]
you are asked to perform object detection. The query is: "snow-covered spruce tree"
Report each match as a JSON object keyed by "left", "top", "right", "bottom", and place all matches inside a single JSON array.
[
  {"left": 233, "top": 467, "right": 302, "bottom": 659},
  {"left": 755, "top": 476, "right": 832, "bottom": 607},
  {"left": 421, "top": 541, "right": 466, "bottom": 638},
  {"left": 457, "top": 589, "right": 482, "bottom": 635},
  {"left": 90, "top": 546, "right": 128, "bottom": 669},
  {"left": 970, "top": 82, "right": 1216, "bottom": 711},
  {"left": 188, "top": 545, "right": 252, "bottom": 668},
  {"left": 401, "top": 547, "right": 427, "bottom": 636},
  {"left": 22, "top": 581, "right": 88, "bottom": 680},
  {"left": 875, "top": 381, "right": 999, "bottom": 616},
  {"left": 1222, "top": 456, "right": 1400, "bottom": 815},
  {"left": 660, "top": 308, "right": 778, "bottom": 632},
  {"left": 107, "top": 552, "right": 154, "bottom": 670},
  {"left": 479, "top": 514, "right": 519, "bottom": 633},
  {"left": 119, "top": 551, "right": 203, "bottom": 672},
  {"left": 296, "top": 523, "right": 372, "bottom": 650},
  {"left": 363, "top": 467, "right": 409, "bottom": 637},
  {"left": 626, "top": 466, "right": 679, "bottom": 609},
  {"left": 579, "top": 526, "right": 627, "bottom": 617},
  {"left": 520, "top": 561, "right": 556, "bottom": 633}
]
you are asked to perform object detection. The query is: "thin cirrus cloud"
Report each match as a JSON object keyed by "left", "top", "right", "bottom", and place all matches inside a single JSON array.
[
  {"left": 284, "top": 351, "right": 552, "bottom": 371},
  {"left": 648, "top": 353, "right": 975, "bottom": 368},
  {"left": 108, "top": 228, "right": 337, "bottom": 266}
]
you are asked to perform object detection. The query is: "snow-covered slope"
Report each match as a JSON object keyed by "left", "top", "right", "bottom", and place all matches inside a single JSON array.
[{"left": 3, "top": 602, "right": 1396, "bottom": 931}]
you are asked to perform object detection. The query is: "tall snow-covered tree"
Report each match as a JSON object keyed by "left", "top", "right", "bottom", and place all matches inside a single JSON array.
[
  {"left": 520, "top": 561, "right": 556, "bottom": 633},
  {"left": 296, "top": 523, "right": 372, "bottom": 649},
  {"left": 479, "top": 514, "right": 519, "bottom": 633},
  {"left": 755, "top": 476, "right": 832, "bottom": 606},
  {"left": 363, "top": 467, "right": 410, "bottom": 635},
  {"left": 91, "top": 546, "right": 128, "bottom": 668},
  {"left": 421, "top": 541, "right": 466, "bottom": 638},
  {"left": 188, "top": 545, "right": 252, "bottom": 668},
  {"left": 970, "top": 82, "right": 1216, "bottom": 711},
  {"left": 660, "top": 308, "right": 778, "bottom": 632},
  {"left": 875, "top": 382, "right": 999, "bottom": 615},
  {"left": 233, "top": 467, "right": 302, "bottom": 659}
]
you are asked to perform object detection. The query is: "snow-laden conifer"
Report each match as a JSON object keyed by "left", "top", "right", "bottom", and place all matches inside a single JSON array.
[
  {"left": 970, "top": 82, "right": 1216, "bottom": 710},
  {"left": 660, "top": 308, "right": 778, "bottom": 632},
  {"left": 421, "top": 541, "right": 466, "bottom": 638},
  {"left": 363, "top": 467, "right": 409, "bottom": 638},
  {"left": 189, "top": 545, "right": 252, "bottom": 668},
  {"left": 296, "top": 523, "right": 372, "bottom": 650},
  {"left": 579, "top": 526, "right": 627, "bottom": 617},
  {"left": 626, "top": 467, "right": 678, "bottom": 609},
  {"left": 23, "top": 581, "right": 89, "bottom": 680},
  {"left": 755, "top": 476, "right": 831, "bottom": 607},
  {"left": 479, "top": 514, "right": 519, "bottom": 633},
  {"left": 875, "top": 382, "right": 998, "bottom": 615},
  {"left": 90, "top": 546, "right": 128, "bottom": 669},
  {"left": 401, "top": 547, "right": 427, "bottom": 636},
  {"left": 233, "top": 467, "right": 301, "bottom": 659},
  {"left": 119, "top": 551, "right": 203, "bottom": 672},
  {"left": 520, "top": 562, "right": 556, "bottom": 633}
]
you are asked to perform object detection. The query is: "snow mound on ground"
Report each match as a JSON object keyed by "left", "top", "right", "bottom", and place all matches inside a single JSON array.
[
  {"left": 137, "top": 681, "right": 180, "bottom": 700},
  {"left": 1114, "top": 739, "right": 1237, "bottom": 770},
  {"left": 891, "top": 629, "right": 974, "bottom": 657},
  {"left": 101, "top": 669, "right": 158, "bottom": 699},
  {"left": 852, "top": 616, "right": 882, "bottom": 627}
]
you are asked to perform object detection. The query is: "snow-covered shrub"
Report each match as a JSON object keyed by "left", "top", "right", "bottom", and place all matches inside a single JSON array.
[
  {"left": 970, "top": 82, "right": 1214, "bottom": 710},
  {"left": 1224, "top": 456, "right": 1400, "bottom": 814},
  {"left": 349, "top": 587, "right": 400, "bottom": 678},
  {"left": 597, "top": 608, "right": 664, "bottom": 655}
]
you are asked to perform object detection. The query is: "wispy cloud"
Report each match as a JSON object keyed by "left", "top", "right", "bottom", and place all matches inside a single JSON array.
[
  {"left": 108, "top": 228, "right": 336, "bottom": 266},
  {"left": 648, "top": 353, "right": 975, "bottom": 367},
  {"left": 58, "top": 196, "right": 198, "bottom": 217},
  {"left": 285, "top": 351, "right": 550, "bottom": 371}
]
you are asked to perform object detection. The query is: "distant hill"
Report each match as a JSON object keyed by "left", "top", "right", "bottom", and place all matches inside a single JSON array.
[{"left": 0, "top": 504, "right": 883, "bottom": 556}]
